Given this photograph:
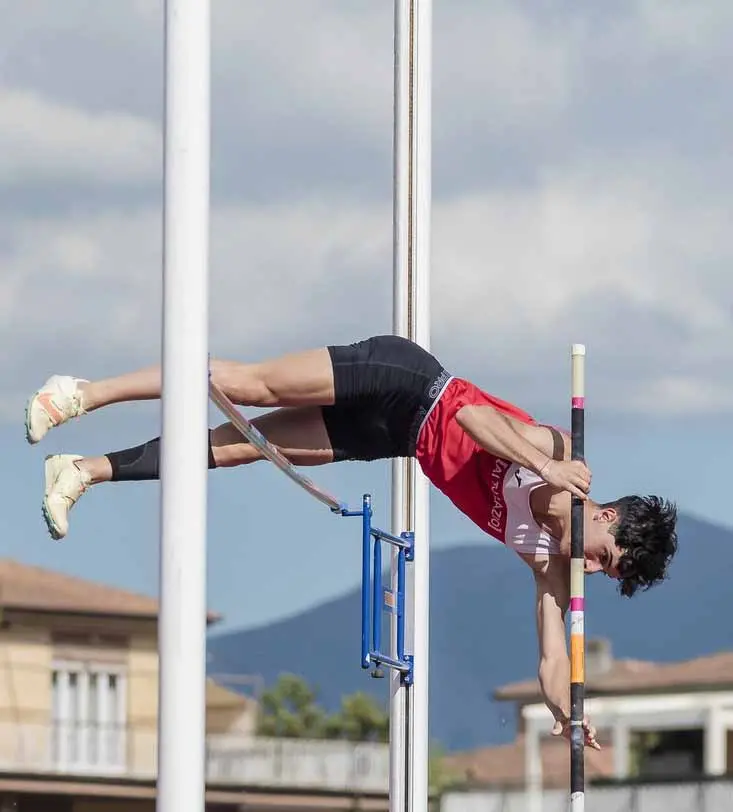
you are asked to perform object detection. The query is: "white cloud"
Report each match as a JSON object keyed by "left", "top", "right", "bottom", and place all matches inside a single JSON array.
[
  {"left": 2, "top": 145, "right": 731, "bottom": 420},
  {"left": 435, "top": 166, "right": 726, "bottom": 334},
  {"left": 0, "top": 88, "right": 159, "bottom": 187},
  {"left": 212, "top": 1, "right": 394, "bottom": 139},
  {"left": 0, "top": 195, "right": 393, "bottom": 420},
  {"left": 434, "top": 2, "right": 575, "bottom": 137},
  {"left": 432, "top": 156, "right": 733, "bottom": 414},
  {"left": 0, "top": 0, "right": 732, "bottom": 422},
  {"left": 628, "top": 376, "right": 733, "bottom": 416},
  {"left": 632, "top": 0, "right": 733, "bottom": 58}
]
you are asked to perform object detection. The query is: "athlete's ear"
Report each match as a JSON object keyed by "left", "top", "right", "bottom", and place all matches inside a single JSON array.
[{"left": 593, "top": 507, "right": 617, "bottom": 524}]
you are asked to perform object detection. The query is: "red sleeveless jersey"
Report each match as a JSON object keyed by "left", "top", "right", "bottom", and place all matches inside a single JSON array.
[{"left": 415, "top": 377, "right": 537, "bottom": 543}]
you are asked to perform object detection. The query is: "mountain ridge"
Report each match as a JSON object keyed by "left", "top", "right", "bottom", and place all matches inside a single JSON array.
[{"left": 207, "top": 512, "right": 733, "bottom": 751}]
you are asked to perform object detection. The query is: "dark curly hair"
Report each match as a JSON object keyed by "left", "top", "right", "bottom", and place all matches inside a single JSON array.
[{"left": 601, "top": 495, "right": 678, "bottom": 598}]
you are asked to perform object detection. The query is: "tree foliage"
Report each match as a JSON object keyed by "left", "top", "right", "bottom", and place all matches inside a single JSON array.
[
  {"left": 257, "top": 674, "right": 389, "bottom": 742},
  {"left": 257, "top": 673, "right": 459, "bottom": 795},
  {"left": 257, "top": 673, "right": 327, "bottom": 739},
  {"left": 324, "top": 691, "right": 390, "bottom": 742}
]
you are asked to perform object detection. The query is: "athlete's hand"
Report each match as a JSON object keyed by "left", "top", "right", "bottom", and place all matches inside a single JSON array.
[
  {"left": 552, "top": 716, "right": 601, "bottom": 750},
  {"left": 539, "top": 458, "right": 592, "bottom": 499}
]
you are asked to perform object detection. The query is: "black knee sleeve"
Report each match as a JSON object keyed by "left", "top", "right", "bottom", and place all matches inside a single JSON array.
[{"left": 107, "top": 432, "right": 217, "bottom": 482}]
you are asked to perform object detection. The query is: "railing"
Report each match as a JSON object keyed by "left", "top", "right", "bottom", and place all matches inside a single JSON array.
[
  {"left": 441, "top": 780, "right": 733, "bottom": 812},
  {"left": 206, "top": 734, "right": 389, "bottom": 791},
  {"left": 0, "top": 721, "right": 390, "bottom": 793}
]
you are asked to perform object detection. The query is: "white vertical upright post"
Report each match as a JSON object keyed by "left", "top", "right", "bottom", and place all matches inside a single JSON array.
[
  {"left": 158, "top": 0, "right": 210, "bottom": 810},
  {"left": 524, "top": 717, "right": 543, "bottom": 812},
  {"left": 391, "top": 1, "right": 432, "bottom": 811},
  {"left": 390, "top": 1, "right": 410, "bottom": 810},
  {"left": 409, "top": 3, "right": 432, "bottom": 808}
]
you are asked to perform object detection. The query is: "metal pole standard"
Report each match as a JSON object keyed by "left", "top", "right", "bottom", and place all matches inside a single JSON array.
[
  {"left": 391, "top": 1, "right": 432, "bottom": 810},
  {"left": 157, "top": 0, "right": 210, "bottom": 810},
  {"left": 570, "top": 344, "right": 586, "bottom": 811},
  {"left": 408, "top": 3, "right": 432, "bottom": 807},
  {"left": 390, "top": 1, "right": 411, "bottom": 809}
]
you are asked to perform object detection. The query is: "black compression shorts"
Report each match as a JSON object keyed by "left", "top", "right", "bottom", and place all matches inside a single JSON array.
[{"left": 322, "top": 335, "right": 451, "bottom": 462}]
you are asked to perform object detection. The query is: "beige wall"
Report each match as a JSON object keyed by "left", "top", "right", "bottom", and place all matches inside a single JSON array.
[
  {"left": 127, "top": 633, "right": 158, "bottom": 727},
  {"left": 0, "top": 612, "right": 163, "bottom": 776},
  {"left": 207, "top": 704, "right": 256, "bottom": 736},
  {"left": 0, "top": 622, "right": 53, "bottom": 770},
  {"left": 126, "top": 632, "right": 159, "bottom": 777},
  {"left": 0, "top": 622, "right": 52, "bottom": 722},
  {"left": 0, "top": 609, "right": 256, "bottom": 782}
]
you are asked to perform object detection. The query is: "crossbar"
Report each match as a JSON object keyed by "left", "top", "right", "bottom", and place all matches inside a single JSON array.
[{"left": 209, "top": 380, "right": 346, "bottom": 513}]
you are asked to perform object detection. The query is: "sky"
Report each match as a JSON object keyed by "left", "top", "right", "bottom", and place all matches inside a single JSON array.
[{"left": 1, "top": 0, "right": 732, "bottom": 633}]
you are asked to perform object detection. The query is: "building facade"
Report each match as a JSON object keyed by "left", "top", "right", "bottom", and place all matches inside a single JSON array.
[
  {"left": 441, "top": 639, "right": 733, "bottom": 811},
  {"left": 0, "top": 558, "right": 389, "bottom": 811}
]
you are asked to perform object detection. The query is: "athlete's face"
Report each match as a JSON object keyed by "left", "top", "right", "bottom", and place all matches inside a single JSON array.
[{"left": 583, "top": 507, "right": 622, "bottom": 579}]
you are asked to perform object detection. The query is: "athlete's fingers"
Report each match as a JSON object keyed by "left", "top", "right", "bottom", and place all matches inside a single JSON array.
[
  {"left": 585, "top": 727, "right": 601, "bottom": 750},
  {"left": 569, "top": 483, "right": 587, "bottom": 500},
  {"left": 581, "top": 717, "right": 601, "bottom": 749},
  {"left": 572, "top": 473, "right": 590, "bottom": 494}
]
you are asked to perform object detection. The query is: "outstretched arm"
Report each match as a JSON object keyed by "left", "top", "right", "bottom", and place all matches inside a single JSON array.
[
  {"left": 534, "top": 559, "right": 600, "bottom": 749},
  {"left": 455, "top": 405, "right": 591, "bottom": 499},
  {"left": 534, "top": 561, "right": 571, "bottom": 724}
]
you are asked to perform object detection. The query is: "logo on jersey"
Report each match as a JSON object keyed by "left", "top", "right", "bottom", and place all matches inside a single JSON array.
[{"left": 487, "top": 457, "right": 511, "bottom": 534}]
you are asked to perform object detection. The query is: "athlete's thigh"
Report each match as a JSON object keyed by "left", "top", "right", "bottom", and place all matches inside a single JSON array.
[
  {"left": 252, "top": 405, "right": 334, "bottom": 465},
  {"left": 254, "top": 348, "right": 335, "bottom": 406}
]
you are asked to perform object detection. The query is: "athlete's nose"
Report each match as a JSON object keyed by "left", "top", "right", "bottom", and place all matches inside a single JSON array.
[{"left": 584, "top": 558, "right": 602, "bottom": 574}]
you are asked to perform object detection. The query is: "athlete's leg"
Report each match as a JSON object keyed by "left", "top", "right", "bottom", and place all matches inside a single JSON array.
[
  {"left": 25, "top": 346, "right": 336, "bottom": 444},
  {"left": 43, "top": 406, "right": 335, "bottom": 539},
  {"left": 82, "top": 349, "right": 336, "bottom": 411},
  {"left": 210, "top": 406, "right": 334, "bottom": 468},
  {"left": 82, "top": 406, "right": 334, "bottom": 484}
]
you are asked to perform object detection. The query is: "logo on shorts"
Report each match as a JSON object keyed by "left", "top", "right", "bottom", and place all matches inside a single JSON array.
[{"left": 428, "top": 369, "right": 450, "bottom": 400}]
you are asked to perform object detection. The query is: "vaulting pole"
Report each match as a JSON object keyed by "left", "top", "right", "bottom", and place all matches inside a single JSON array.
[{"left": 569, "top": 344, "right": 586, "bottom": 811}]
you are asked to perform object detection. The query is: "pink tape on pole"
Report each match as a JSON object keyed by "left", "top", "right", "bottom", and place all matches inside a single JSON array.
[
  {"left": 571, "top": 397, "right": 585, "bottom": 409},
  {"left": 570, "top": 597, "right": 585, "bottom": 612}
]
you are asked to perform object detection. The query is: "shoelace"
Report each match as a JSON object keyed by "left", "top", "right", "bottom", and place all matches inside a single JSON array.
[{"left": 63, "top": 392, "right": 86, "bottom": 419}]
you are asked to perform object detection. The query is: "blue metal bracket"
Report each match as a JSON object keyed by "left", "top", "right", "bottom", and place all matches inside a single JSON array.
[
  {"left": 340, "top": 494, "right": 414, "bottom": 684},
  {"left": 209, "top": 382, "right": 415, "bottom": 685}
]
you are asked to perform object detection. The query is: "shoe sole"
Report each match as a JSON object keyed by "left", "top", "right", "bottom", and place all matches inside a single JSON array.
[
  {"left": 41, "top": 500, "right": 63, "bottom": 541},
  {"left": 24, "top": 396, "right": 37, "bottom": 445},
  {"left": 42, "top": 456, "right": 64, "bottom": 541}
]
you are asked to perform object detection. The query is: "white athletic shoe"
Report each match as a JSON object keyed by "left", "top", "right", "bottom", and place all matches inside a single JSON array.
[
  {"left": 43, "top": 454, "right": 91, "bottom": 540},
  {"left": 25, "top": 375, "right": 88, "bottom": 444}
]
